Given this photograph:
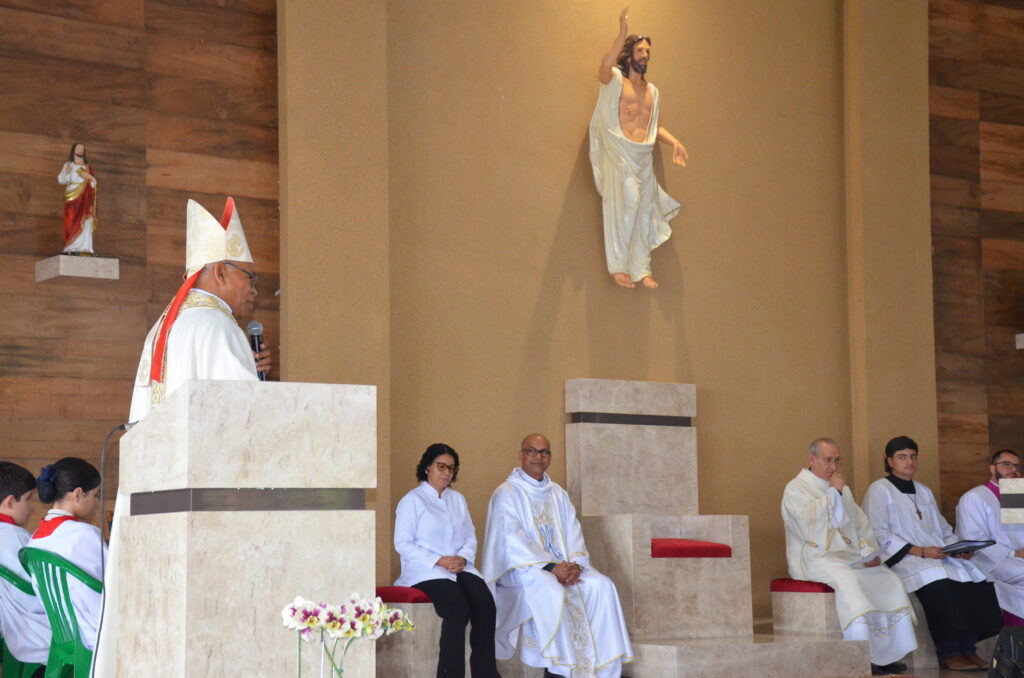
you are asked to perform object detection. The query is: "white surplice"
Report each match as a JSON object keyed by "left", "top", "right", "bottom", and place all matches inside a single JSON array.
[
  {"left": 956, "top": 482, "right": 1024, "bottom": 618},
  {"left": 481, "top": 468, "right": 633, "bottom": 678},
  {"left": 589, "top": 67, "right": 680, "bottom": 283},
  {"left": 93, "top": 289, "right": 258, "bottom": 678},
  {"left": 394, "top": 482, "right": 483, "bottom": 586},
  {"left": 782, "top": 469, "right": 917, "bottom": 665},
  {"left": 30, "top": 511, "right": 106, "bottom": 650},
  {"left": 862, "top": 477, "right": 986, "bottom": 593},
  {"left": 0, "top": 521, "right": 51, "bottom": 663}
]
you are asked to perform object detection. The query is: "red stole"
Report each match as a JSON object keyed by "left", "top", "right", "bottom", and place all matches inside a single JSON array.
[
  {"left": 32, "top": 515, "right": 78, "bottom": 540},
  {"left": 0, "top": 514, "right": 15, "bottom": 526},
  {"left": 62, "top": 164, "right": 98, "bottom": 244},
  {"left": 986, "top": 480, "right": 1001, "bottom": 499}
]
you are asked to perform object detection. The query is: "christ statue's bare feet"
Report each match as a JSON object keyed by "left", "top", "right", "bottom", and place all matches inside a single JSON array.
[
  {"left": 640, "top": 276, "right": 658, "bottom": 289},
  {"left": 612, "top": 272, "right": 635, "bottom": 288}
]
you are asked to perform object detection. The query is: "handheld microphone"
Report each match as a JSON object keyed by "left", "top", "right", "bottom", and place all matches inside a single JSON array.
[{"left": 247, "top": 320, "right": 267, "bottom": 381}]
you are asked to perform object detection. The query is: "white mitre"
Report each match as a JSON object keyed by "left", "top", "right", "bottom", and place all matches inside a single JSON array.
[{"left": 185, "top": 196, "right": 253, "bottom": 276}]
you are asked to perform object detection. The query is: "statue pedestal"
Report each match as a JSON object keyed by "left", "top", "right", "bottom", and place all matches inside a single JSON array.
[
  {"left": 116, "top": 380, "right": 377, "bottom": 677},
  {"left": 1016, "top": 333, "right": 1024, "bottom": 350},
  {"left": 35, "top": 254, "right": 119, "bottom": 282}
]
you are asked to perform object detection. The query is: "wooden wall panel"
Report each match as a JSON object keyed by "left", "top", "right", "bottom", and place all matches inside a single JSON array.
[
  {"left": 931, "top": 0, "right": 1024, "bottom": 519},
  {"left": 0, "top": 0, "right": 278, "bottom": 529}
]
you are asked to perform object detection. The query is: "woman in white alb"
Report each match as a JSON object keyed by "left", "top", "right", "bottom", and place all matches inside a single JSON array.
[{"left": 394, "top": 443, "right": 500, "bottom": 678}]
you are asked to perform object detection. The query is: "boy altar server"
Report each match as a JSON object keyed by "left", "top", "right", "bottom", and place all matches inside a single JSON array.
[{"left": 0, "top": 462, "right": 51, "bottom": 664}]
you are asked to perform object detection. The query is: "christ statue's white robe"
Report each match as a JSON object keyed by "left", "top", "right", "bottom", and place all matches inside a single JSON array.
[{"left": 589, "top": 67, "right": 680, "bottom": 283}]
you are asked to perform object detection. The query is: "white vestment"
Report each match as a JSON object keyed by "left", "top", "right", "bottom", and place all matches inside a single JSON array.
[
  {"left": 129, "top": 288, "right": 258, "bottom": 423},
  {"left": 862, "top": 477, "right": 986, "bottom": 593},
  {"left": 93, "top": 289, "right": 258, "bottom": 677},
  {"left": 589, "top": 67, "right": 680, "bottom": 283},
  {"left": 58, "top": 161, "right": 95, "bottom": 254},
  {"left": 481, "top": 468, "right": 633, "bottom": 678},
  {"left": 0, "top": 521, "right": 51, "bottom": 663},
  {"left": 956, "top": 482, "right": 1024, "bottom": 618},
  {"left": 30, "top": 513, "right": 106, "bottom": 651},
  {"left": 782, "top": 469, "right": 917, "bottom": 665}
]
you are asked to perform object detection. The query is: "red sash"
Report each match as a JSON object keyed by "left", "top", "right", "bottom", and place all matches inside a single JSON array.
[
  {"left": 0, "top": 514, "right": 15, "bottom": 526},
  {"left": 31, "top": 515, "right": 78, "bottom": 540}
]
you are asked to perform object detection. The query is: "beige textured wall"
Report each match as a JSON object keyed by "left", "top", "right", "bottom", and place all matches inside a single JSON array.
[
  {"left": 386, "top": 0, "right": 851, "bottom": 620},
  {"left": 280, "top": 0, "right": 935, "bottom": 620},
  {"left": 278, "top": 0, "right": 392, "bottom": 580},
  {"left": 844, "top": 0, "right": 937, "bottom": 494}
]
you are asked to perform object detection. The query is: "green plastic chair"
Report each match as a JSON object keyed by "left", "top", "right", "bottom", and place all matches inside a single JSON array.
[
  {"left": 0, "top": 562, "right": 44, "bottom": 678},
  {"left": 19, "top": 547, "right": 102, "bottom": 678}
]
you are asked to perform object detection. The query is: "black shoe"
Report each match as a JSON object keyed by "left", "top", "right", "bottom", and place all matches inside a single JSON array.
[{"left": 870, "top": 662, "right": 907, "bottom": 675}]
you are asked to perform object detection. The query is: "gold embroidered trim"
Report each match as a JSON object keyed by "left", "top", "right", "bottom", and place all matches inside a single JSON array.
[{"left": 181, "top": 290, "right": 233, "bottom": 318}]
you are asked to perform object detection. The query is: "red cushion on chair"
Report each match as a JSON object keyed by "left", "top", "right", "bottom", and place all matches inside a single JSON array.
[
  {"left": 650, "top": 538, "right": 732, "bottom": 558},
  {"left": 375, "top": 586, "right": 433, "bottom": 604},
  {"left": 770, "top": 578, "right": 835, "bottom": 593}
]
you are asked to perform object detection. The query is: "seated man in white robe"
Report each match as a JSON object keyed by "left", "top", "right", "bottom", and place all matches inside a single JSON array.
[
  {"left": 93, "top": 197, "right": 272, "bottom": 678},
  {"left": 481, "top": 434, "right": 633, "bottom": 678},
  {"left": 782, "top": 437, "right": 917, "bottom": 676},
  {"left": 862, "top": 436, "right": 1001, "bottom": 671},
  {"left": 956, "top": 448, "right": 1024, "bottom": 627}
]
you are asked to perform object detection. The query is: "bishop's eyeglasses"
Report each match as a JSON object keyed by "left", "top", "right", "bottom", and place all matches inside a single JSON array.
[{"left": 521, "top": 447, "right": 552, "bottom": 458}]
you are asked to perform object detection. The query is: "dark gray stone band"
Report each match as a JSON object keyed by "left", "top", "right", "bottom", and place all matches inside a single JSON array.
[
  {"left": 130, "top": 488, "right": 367, "bottom": 515},
  {"left": 1001, "top": 494, "right": 1024, "bottom": 509},
  {"left": 569, "top": 412, "right": 692, "bottom": 427}
]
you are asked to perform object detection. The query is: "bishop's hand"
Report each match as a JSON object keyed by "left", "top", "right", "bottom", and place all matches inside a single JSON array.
[{"left": 253, "top": 342, "right": 272, "bottom": 376}]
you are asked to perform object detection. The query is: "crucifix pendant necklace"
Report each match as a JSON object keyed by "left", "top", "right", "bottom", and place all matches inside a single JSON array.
[{"left": 910, "top": 494, "right": 922, "bottom": 520}]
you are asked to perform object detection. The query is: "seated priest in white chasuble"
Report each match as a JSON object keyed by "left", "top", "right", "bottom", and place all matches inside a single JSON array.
[
  {"left": 956, "top": 448, "right": 1024, "bottom": 627},
  {"left": 93, "top": 197, "right": 272, "bottom": 678},
  {"left": 862, "top": 436, "right": 1001, "bottom": 671},
  {"left": 482, "top": 434, "right": 633, "bottom": 678},
  {"left": 782, "top": 438, "right": 917, "bottom": 676}
]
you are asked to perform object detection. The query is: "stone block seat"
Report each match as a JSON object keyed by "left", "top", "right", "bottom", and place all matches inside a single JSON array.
[
  {"left": 769, "top": 578, "right": 993, "bottom": 670},
  {"left": 770, "top": 577, "right": 842, "bottom": 636},
  {"left": 375, "top": 586, "right": 453, "bottom": 678},
  {"left": 376, "top": 586, "right": 546, "bottom": 678},
  {"left": 586, "top": 514, "right": 754, "bottom": 640}
]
